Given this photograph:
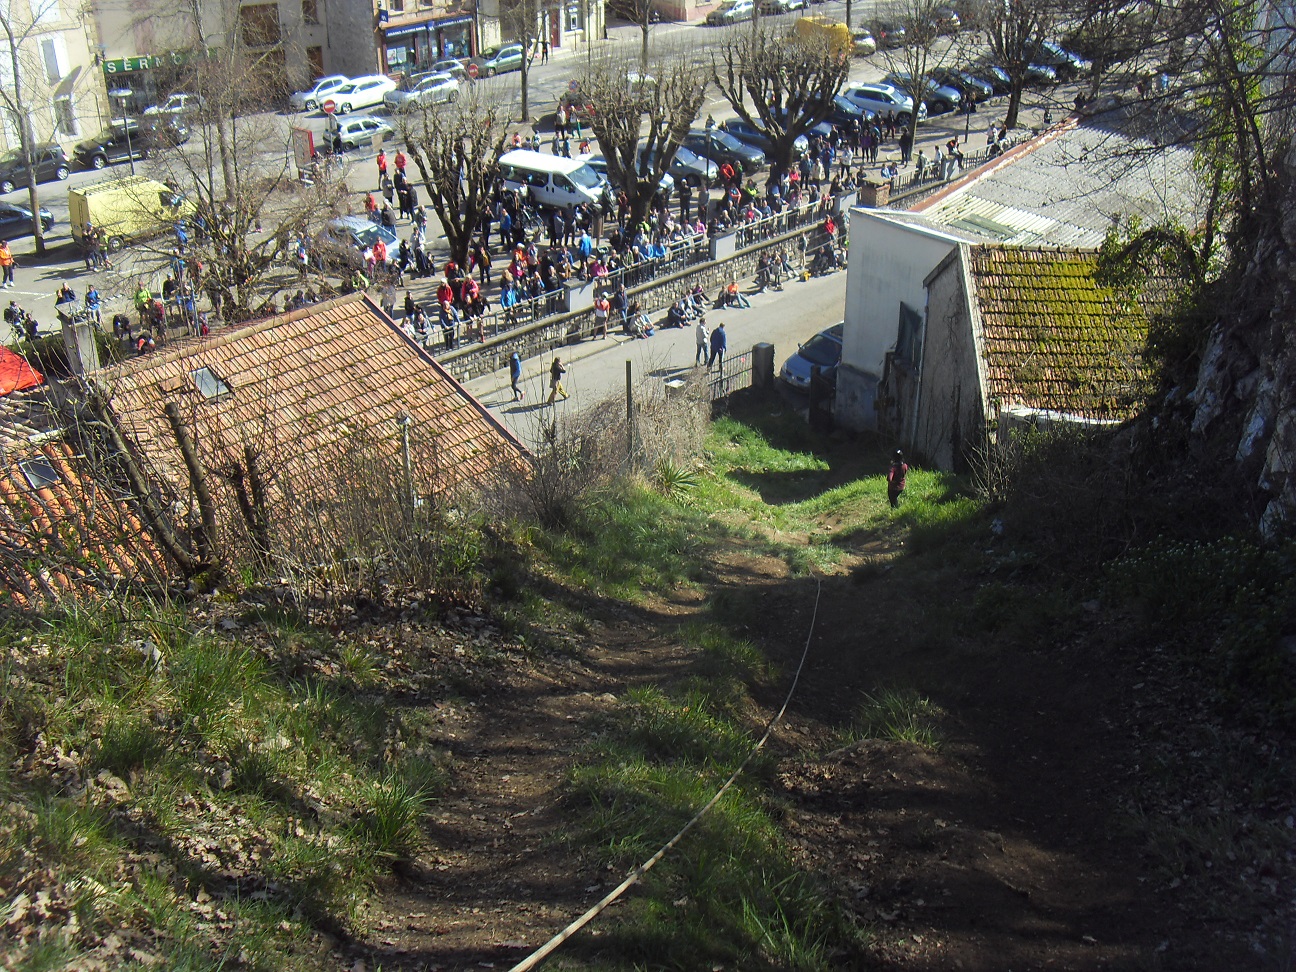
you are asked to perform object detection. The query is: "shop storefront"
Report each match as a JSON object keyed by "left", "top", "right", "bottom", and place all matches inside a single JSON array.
[
  {"left": 101, "top": 52, "right": 197, "bottom": 114},
  {"left": 382, "top": 15, "right": 474, "bottom": 75}
]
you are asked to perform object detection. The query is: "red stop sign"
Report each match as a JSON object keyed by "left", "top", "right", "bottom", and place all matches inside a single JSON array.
[
  {"left": 466, "top": 62, "right": 479, "bottom": 80},
  {"left": 322, "top": 99, "right": 337, "bottom": 114}
]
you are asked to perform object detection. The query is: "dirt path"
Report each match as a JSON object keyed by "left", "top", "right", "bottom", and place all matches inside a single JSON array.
[{"left": 356, "top": 535, "right": 1272, "bottom": 972}]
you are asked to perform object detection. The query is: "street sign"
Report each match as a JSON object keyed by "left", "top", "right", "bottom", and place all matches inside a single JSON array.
[
  {"left": 467, "top": 62, "right": 479, "bottom": 79},
  {"left": 322, "top": 99, "right": 337, "bottom": 114}
]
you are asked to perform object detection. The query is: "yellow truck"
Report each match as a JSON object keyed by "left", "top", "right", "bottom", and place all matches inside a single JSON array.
[
  {"left": 795, "top": 16, "right": 852, "bottom": 60},
  {"left": 68, "top": 175, "right": 195, "bottom": 252}
]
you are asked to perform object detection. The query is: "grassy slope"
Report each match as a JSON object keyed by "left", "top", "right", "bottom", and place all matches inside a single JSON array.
[{"left": 2, "top": 398, "right": 1291, "bottom": 970}]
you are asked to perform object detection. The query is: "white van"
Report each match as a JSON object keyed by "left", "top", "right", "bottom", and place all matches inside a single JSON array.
[{"left": 498, "top": 150, "right": 606, "bottom": 209}]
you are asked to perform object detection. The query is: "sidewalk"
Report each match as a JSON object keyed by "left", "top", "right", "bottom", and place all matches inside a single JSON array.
[{"left": 465, "top": 266, "right": 849, "bottom": 446}]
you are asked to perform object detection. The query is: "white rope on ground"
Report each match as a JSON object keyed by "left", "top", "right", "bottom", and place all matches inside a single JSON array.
[{"left": 507, "top": 576, "right": 824, "bottom": 972}]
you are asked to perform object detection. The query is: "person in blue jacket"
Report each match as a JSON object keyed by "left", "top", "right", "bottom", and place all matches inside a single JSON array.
[{"left": 707, "top": 321, "right": 727, "bottom": 372}]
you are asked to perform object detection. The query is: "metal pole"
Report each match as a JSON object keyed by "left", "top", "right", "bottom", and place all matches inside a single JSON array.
[{"left": 625, "top": 360, "right": 634, "bottom": 463}]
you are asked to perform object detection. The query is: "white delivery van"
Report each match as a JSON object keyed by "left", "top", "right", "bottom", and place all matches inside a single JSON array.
[{"left": 498, "top": 150, "right": 606, "bottom": 209}]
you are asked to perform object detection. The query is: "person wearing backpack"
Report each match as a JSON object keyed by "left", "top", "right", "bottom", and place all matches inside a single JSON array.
[{"left": 887, "top": 450, "right": 909, "bottom": 508}]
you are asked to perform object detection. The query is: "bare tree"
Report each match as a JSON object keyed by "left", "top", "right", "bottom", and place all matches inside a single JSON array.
[
  {"left": 963, "top": 0, "right": 1055, "bottom": 128},
  {"left": 0, "top": 0, "right": 68, "bottom": 256},
  {"left": 712, "top": 23, "right": 850, "bottom": 179},
  {"left": 498, "top": 0, "right": 544, "bottom": 122},
  {"left": 399, "top": 87, "right": 508, "bottom": 268},
  {"left": 579, "top": 52, "right": 707, "bottom": 227},
  {"left": 144, "top": 52, "right": 347, "bottom": 317},
  {"left": 873, "top": 0, "right": 966, "bottom": 129}
]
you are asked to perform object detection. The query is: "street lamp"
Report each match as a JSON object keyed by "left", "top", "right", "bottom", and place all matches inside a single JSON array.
[{"left": 108, "top": 88, "right": 135, "bottom": 175}]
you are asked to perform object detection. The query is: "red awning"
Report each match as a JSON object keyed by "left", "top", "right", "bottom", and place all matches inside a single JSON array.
[{"left": 0, "top": 346, "right": 43, "bottom": 395}]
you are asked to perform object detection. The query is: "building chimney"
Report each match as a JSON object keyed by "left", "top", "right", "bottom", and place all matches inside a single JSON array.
[{"left": 59, "top": 310, "right": 101, "bottom": 376}]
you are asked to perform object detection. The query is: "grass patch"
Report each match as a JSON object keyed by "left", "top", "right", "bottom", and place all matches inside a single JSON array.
[
  {"left": 840, "top": 688, "right": 944, "bottom": 751},
  {"left": 566, "top": 665, "right": 861, "bottom": 969},
  {"left": 0, "top": 596, "right": 452, "bottom": 969}
]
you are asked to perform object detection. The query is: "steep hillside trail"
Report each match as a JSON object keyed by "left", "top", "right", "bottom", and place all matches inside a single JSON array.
[{"left": 357, "top": 528, "right": 1274, "bottom": 972}]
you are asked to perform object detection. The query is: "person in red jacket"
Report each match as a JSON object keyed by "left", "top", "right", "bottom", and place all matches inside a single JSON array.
[{"left": 887, "top": 450, "right": 909, "bottom": 508}]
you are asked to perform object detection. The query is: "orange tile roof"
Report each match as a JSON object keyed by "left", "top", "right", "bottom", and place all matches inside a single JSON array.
[
  {"left": 970, "top": 247, "right": 1154, "bottom": 420},
  {"left": 1, "top": 437, "right": 166, "bottom": 607},
  {"left": 95, "top": 294, "right": 527, "bottom": 550}
]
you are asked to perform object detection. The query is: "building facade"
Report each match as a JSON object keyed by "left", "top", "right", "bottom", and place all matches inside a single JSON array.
[
  {"left": 89, "top": 0, "right": 338, "bottom": 114},
  {"left": 0, "top": 0, "right": 103, "bottom": 154}
]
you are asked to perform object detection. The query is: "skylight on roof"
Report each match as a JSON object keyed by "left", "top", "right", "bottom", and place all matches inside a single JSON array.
[
  {"left": 191, "top": 366, "right": 232, "bottom": 400},
  {"left": 18, "top": 456, "right": 60, "bottom": 490}
]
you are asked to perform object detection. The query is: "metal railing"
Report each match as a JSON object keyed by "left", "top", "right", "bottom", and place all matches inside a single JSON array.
[
  {"left": 732, "top": 197, "right": 834, "bottom": 250},
  {"left": 707, "top": 349, "right": 753, "bottom": 402}
]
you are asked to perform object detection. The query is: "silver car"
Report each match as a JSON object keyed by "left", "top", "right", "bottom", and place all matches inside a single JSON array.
[
  {"left": 840, "top": 82, "right": 927, "bottom": 122},
  {"left": 384, "top": 73, "right": 460, "bottom": 111},
  {"left": 289, "top": 74, "right": 351, "bottom": 112},
  {"left": 327, "top": 115, "right": 394, "bottom": 151}
]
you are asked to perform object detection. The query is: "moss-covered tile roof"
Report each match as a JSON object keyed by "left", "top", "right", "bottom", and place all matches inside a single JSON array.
[{"left": 970, "top": 246, "right": 1154, "bottom": 420}]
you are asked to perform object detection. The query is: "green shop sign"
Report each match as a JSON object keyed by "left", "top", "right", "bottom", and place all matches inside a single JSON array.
[{"left": 102, "top": 51, "right": 197, "bottom": 75}]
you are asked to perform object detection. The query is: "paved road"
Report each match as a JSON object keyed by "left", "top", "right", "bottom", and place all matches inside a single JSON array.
[
  {"left": 465, "top": 264, "right": 847, "bottom": 448},
  {"left": 0, "top": 11, "right": 1066, "bottom": 342}
]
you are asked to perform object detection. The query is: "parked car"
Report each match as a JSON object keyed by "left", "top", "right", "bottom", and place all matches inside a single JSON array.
[
  {"left": 143, "top": 92, "right": 204, "bottom": 118},
  {"left": 929, "top": 67, "right": 994, "bottom": 102},
  {"left": 326, "top": 115, "right": 394, "bottom": 151},
  {"left": 0, "top": 201, "right": 54, "bottom": 242},
  {"left": 931, "top": 5, "right": 961, "bottom": 33},
  {"left": 758, "top": 0, "right": 804, "bottom": 13},
  {"left": 289, "top": 74, "right": 351, "bottom": 112},
  {"left": 320, "top": 216, "right": 398, "bottom": 270},
  {"left": 140, "top": 118, "right": 192, "bottom": 148},
  {"left": 768, "top": 108, "right": 835, "bottom": 142},
  {"left": 1030, "top": 40, "right": 1091, "bottom": 80},
  {"left": 840, "top": 82, "right": 926, "bottom": 123},
  {"left": 869, "top": 20, "right": 907, "bottom": 47},
  {"left": 706, "top": 0, "right": 754, "bottom": 24},
  {"left": 718, "top": 118, "right": 809, "bottom": 158},
  {"left": 384, "top": 72, "right": 460, "bottom": 111},
  {"left": 429, "top": 59, "right": 470, "bottom": 84},
  {"left": 577, "top": 153, "right": 674, "bottom": 196},
  {"left": 666, "top": 145, "right": 718, "bottom": 187},
  {"left": 883, "top": 71, "right": 962, "bottom": 115},
  {"left": 476, "top": 43, "right": 524, "bottom": 76},
  {"left": 332, "top": 75, "right": 398, "bottom": 113},
  {"left": 1024, "top": 62, "right": 1059, "bottom": 86},
  {"left": 974, "top": 64, "right": 1013, "bottom": 94},
  {"left": 0, "top": 144, "right": 70, "bottom": 194},
  {"left": 851, "top": 28, "right": 878, "bottom": 55},
  {"left": 780, "top": 322, "right": 843, "bottom": 390},
  {"left": 825, "top": 93, "right": 872, "bottom": 128},
  {"left": 681, "top": 128, "right": 766, "bottom": 170},
  {"left": 74, "top": 120, "right": 151, "bottom": 169}
]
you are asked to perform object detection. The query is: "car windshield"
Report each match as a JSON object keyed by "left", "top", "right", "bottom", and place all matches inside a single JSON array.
[
  {"left": 713, "top": 131, "right": 746, "bottom": 151},
  {"left": 569, "top": 164, "right": 602, "bottom": 189},
  {"left": 798, "top": 334, "right": 842, "bottom": 367},
  {"left": 0, "top": 148, "right": 21, "bottom": 165},
  {"left": 345, "top": 224, "right": 394, "bottom": 247}
]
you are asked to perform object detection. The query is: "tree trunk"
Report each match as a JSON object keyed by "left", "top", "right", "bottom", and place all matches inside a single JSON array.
[
  {"left": 520, "top": 58, "right": 531, "bottom": 122},
  {"left": 1005, "top": 84, "right": 1024, "bottom": 129},
  {"left": 164, "top": 401, "right": 220, "bottom": 571},
  {"left": 641, "top": 22, "right": 649, "bottom": 70}
]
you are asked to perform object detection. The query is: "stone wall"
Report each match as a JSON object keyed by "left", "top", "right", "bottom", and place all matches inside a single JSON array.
[{"left": 437, "top": 218, "right": 838, "bottom": 384}]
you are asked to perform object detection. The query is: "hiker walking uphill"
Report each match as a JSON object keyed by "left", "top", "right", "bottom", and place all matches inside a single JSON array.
[{"left": 887, "top": 450, "right": 909, "bottom": 508}]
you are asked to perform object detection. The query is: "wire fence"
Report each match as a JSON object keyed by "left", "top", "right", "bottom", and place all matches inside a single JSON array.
[{"left": 706, "top": 348, "right": 753, "bottom": 402}]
